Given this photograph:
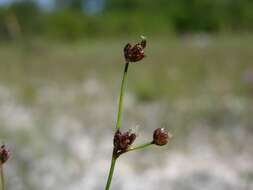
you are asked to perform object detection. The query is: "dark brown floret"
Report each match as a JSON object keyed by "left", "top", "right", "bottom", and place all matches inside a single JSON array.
[
  {"left": 124, "top": 38, "right": 146, "bottom": 63},
  {"left": 114, "top": 130, "right": 136, "bottom": 153},
  {"left": 153, "top": 128, "right": 172, "bottom": 146}
]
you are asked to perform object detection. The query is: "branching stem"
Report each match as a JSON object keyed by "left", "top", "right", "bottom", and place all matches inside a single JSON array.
[
  {"left": 104, "top": 63, "right": 129, "bottom": 190},
  {"left": 126, "top": 142, "right": 153, "bottom": 153}
]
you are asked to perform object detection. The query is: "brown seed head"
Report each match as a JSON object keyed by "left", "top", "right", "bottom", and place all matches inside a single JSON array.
[
  {"left": 153, "top": 128, "right": 172, "bottom": 146},
  {"left": 124, "top": 36, "right": 147, "bottom": 63},
  {"left": 114, "top": 130, "right": 136, "bottom": 152},
  {"left": 0, "top": 145, "right": 10, "bottom": 164}
]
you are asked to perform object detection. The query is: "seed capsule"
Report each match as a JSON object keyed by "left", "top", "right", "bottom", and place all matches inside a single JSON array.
[
  {"left": 153, "top": 128, "right": 172, "bottom": 146},
  {"left": 124, "top": 36, "right": 147, "bottom": 63}
]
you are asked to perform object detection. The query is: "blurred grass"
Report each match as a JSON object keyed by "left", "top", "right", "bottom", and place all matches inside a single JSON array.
[
  {"left": 1, "top": 35, "right": 252, "bottom": 96},
  {"left": 0, "top": 35, "right": 253, "bottom": 134}
]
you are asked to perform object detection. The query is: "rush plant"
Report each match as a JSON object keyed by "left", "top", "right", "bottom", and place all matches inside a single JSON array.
[{"left": 104, "top": 36, "right": 172, "bottom": 190}]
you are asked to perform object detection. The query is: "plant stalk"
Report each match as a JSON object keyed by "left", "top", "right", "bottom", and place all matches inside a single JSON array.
[
  {"left": 0, "top": 164, "right": 5, "bottom": 190},
  {"left": 126, "top": 142, "right": 153, "bottom": 153},
  {"left": 104, "top": 63, "right": 129, "bottom": 190},
  {"left": 104, "top": 150, "right": 117, "bottom": 190},
  {"left": 116, "top": 62, "right": 129, "bottom": 130}
]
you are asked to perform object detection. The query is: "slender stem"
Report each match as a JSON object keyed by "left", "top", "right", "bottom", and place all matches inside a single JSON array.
[
  {"left": 0, "top": 164, "right": 5, "bottom": 190},
  {"left": 104, "top": 142, "right": 152, "bottom": 190},
  {"left": 104, "top": 63, "right": 129, "bottom": 190},
  {"left": 104, "top": 151, "right": 117, "bottom": 190},
  {"left": 116, "top": 62, "right": 129, "bottom": 130},
  {"left": 126, "top": 142, "right": 153, "bottom": 153}
]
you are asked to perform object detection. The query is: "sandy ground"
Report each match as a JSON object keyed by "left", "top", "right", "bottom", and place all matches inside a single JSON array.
[{"left": 1, "top": 79, "right": 252, "bottom": 190}]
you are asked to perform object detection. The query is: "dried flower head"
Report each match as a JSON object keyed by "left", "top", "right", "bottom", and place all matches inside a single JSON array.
[
  {"left": 153, "top": 128, "right": 172, "bottom": 146},
  {"left": 124, "top": 36, "right": 147, "bottom": 63},
  {"left": 114, "top": 130, "right": 136, "bottom": 153},
  {"left": 0, "top": 145, "right": 10, "bottom": 164}
]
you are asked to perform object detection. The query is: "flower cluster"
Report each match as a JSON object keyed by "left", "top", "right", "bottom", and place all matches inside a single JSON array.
[
  {"left": 113, "top": 130, "right": 136, "bottom": 156},
  {"left": 124, "top": 37, "right": 146, "bottom": 63},
  {"left": 113, "top": 127, "right": 172, "bottom": 158},
  {"left": 0, "top": 145, "right": 10, "bottom": 165}
]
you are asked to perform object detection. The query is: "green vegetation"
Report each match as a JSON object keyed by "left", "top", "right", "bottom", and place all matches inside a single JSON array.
[
  {"left": 1, "top": 36, "right": 252, "bottom": 97},
  {"left": 1, "top": 36, "right": 253, "bottom": 155},
  {"left": 0, "top": 0, "right": 253, "bottom": 40}
]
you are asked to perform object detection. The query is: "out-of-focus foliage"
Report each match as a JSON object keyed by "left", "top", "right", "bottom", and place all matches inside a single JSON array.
[{"left": 0, "top": 0, "right": 253, "bottom": 40}]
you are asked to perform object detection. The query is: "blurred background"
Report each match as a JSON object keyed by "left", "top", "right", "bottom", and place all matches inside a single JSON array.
[{"left": 0, "top": 0, "right": 253, "bottom": 190}]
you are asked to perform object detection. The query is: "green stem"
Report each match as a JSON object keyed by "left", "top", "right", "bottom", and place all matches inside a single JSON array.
[
  {"left": 104, "top": 63, "right": 129, "bottom": 190},
  {"left": 104, "top": 151, "right": 117, "bottom": 190},
  {"left": 126, "top": 142, "right": 153, "bottom": 153},
  {"left": 116, "top": 62, "right": 129, "bottom": 130},
  {"left": 0, "top": 164, "right": 5, "bottom": 190},
  {"left": 104, "top": 143, "right": 153, "bottom": 190}
]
